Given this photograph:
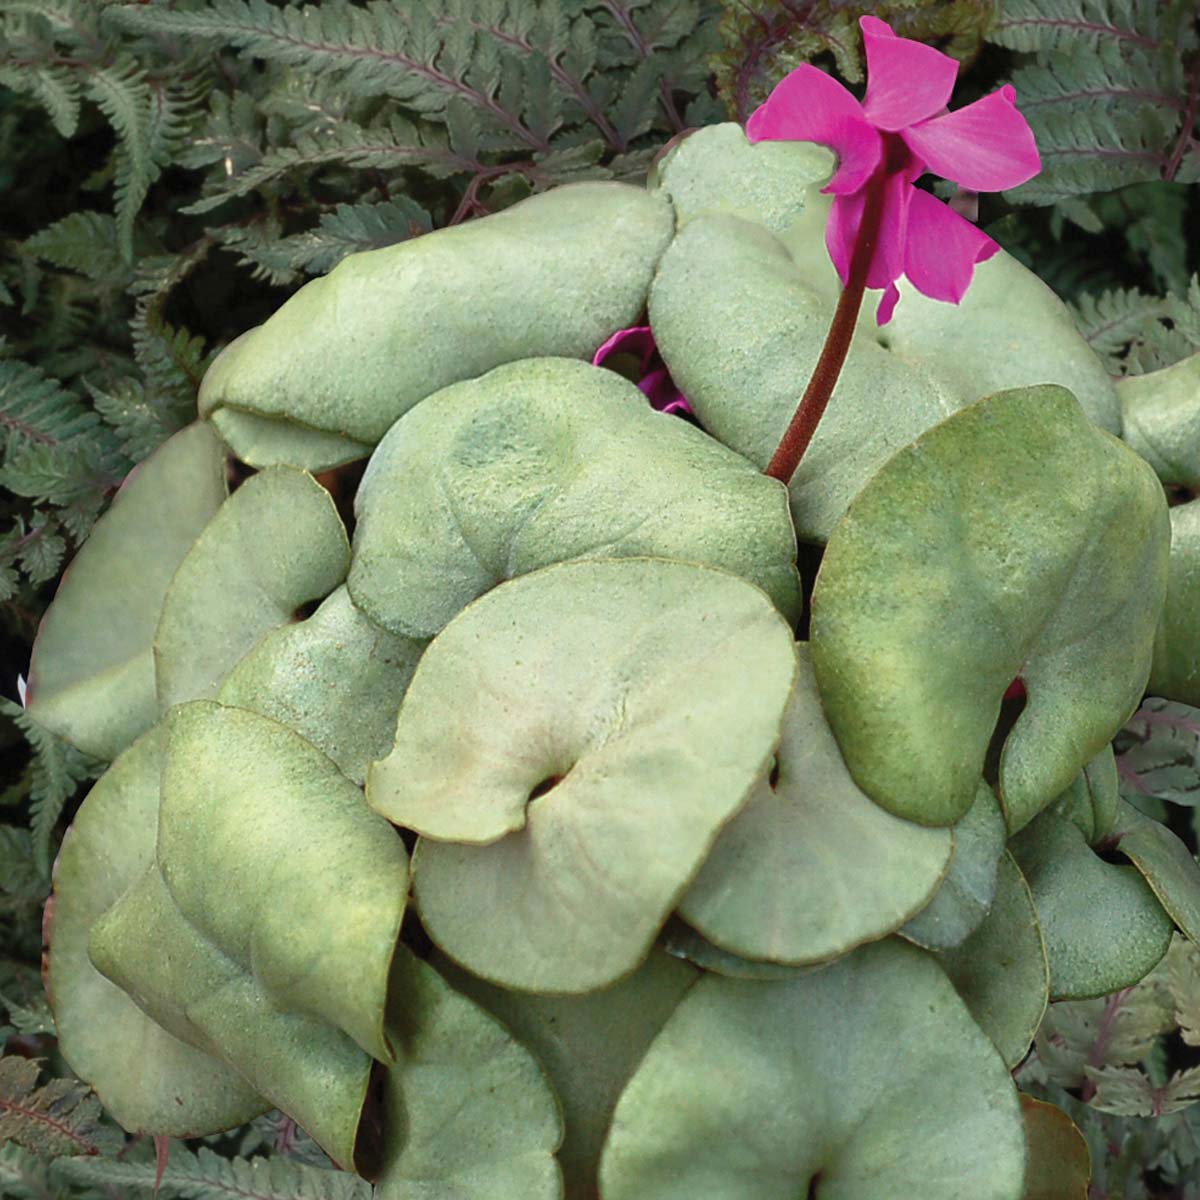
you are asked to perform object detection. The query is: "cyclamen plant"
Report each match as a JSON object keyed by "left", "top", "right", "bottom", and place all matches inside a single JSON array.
[{"left": 24, "top": 17, "right": 1200, "bottom": 1199}]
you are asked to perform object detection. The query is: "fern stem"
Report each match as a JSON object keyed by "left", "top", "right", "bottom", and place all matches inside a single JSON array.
[
  {"left": 1164, "top": 63, "right": 1200, "bottom": 182},
  {"left": 0, "top": 1095, "right": 102, "bottom": 1157},
  {"left": 598, "top": 0, "right": 686, "bottom": 132},
  {"left": 432, "top": 13, "right": 627, "bottom": 152},
  {"left": 764, "top": 168, "right": 886, "bottom": 485},
  {"left": 992, "top": 15, "right": 1162, "bottom": 51}
]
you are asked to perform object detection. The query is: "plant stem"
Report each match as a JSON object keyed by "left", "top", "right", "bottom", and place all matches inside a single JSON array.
[{"left": 764, "top": 170, "right": 888, "bottom": 485}]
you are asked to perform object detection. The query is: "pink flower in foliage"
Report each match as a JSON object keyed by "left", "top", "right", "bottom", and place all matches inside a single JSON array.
[
  {"left": 747, "top": 16, "right": 1041, "bottom": 324},
  {"left": 592, "top": 326, "right": 692, "bottom": 415}
]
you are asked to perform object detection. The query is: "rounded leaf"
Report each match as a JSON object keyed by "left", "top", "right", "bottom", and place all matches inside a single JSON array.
[
  {"left": 89, "top": 863, "right": 374, "bottom": 1171},
  {"left": 773, "top": 187, "right": 1120, "bottom": 435},
  {"left": 599, "top": 939, "right": 1026, "bottom": 1200},
  {"left": 154, "top": 466, "right": 350, "bottom": 708},
  {"left": 902, "top": 783, "right": 1007, "bottom": 951},
  {"left": 1019, "top": 1096, "right": 1090, "bottom": 1200},
  {"left": 348, "top": 357, "right": 801, "bottom": 638},
  {"left": 48, "top": 727, "right": 266, "bottom": 1136},
  {"left": 434, "top": 949, "right": 695, "bottom": 1199},
  {"left": 1119, "top": 351, "right": 1200, "bottom": 488},
  {"left": 1111, "top": 799, "right": 1200, "bottom": 943},
  {"left": 881, "top": 243, "right": 1122, "bottom": 435},
  {"left": 370, "top": 558, "right": 797, "bottom": 992},
  {"left": 679, "top": 643, "right": 953, "bottom": 963},
  {"left": 811, "top": 385, "right": 1170, "bottom": 827},
  {"left": 1010, "top": 811, "right": 1172, "bottom": 1000},
  {"left": 219, "top": 586, "right": 427, "bottom": 784},
  {"left": 660, "top": 919, "right": 822, "bottom": 980},
  {"left": 27, "top": 423, "right": 227, "bottom": 759},
  {"left": 157, "top": 701, "right": 408, "bottom": 1064},
  {"left": 199, "top": 183, "right": 674, "bottom": 468},
  {"left": 938, "top": 852, "right": 1049, "bottom": 1067},
  {"left": 1150, "top": 500, "right": 1200, "bottom": 705},
  {"left": 648, "top": 213, "right": 964, "bottom": 542},
  {"left": 375, "top": 949, "right": 563, "bottom": 1200},
  {"left": 1044, "top": 746, "right": 1119, "bottom": 845},
  {"left": 652, "top": 122, "right": 834, "bottom": 234}
]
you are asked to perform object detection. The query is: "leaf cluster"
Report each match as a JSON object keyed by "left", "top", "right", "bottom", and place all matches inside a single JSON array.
[{"left": 1021, "top": 940, "right": 1200, "bottom": 1196}]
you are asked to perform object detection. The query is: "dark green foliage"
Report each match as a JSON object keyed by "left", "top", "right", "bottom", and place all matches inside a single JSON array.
[
  {"left": 713, "top": 0, "right": 994, "bottom": 122},
  {"left": 0, "top": 1057, "right": 121, "bottom": 1160}
]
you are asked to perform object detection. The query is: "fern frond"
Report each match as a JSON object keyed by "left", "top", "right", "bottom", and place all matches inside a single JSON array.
[
  {"left": 989, "top": 0, "right": 1191, "bottom": 55},
  {"left": 0, "top": 64, "right": 82, "bottom": 138},
  {"left": 0, "top": 359, "right": 99, "bottom": 457},
  {"left": 0, "top": 826, "right": 44, "bottom": 904},
  {"left": 56, "top": 1146, "right": 371, "bottom": 1200},
  {"left": 0, "top": 1057, "right": 120, "bottom": 1160},
  {"left": 0, "top": 1142, "right": 56, "bottom": 1200},
  {"left": 182, "top": 116, "right": 474, "bottom": 214},
  {"left": 0, "top": 991, "right": 53, "bottom": 1038},
  {"left": 23, "top": 212, "right": 129, "bottom": 284},
  {"left": 85, "top": 59, "right": 159, "bottom": 261},
  {"left": 0, "top": 699, "right": 102, "bottom": 873},
  {"left": 1007, "top": 104, "right": 1174, "bottom": 203},
  {"left": 1165, "top": 274, "right": 1200, "bottom": 347},
  {"left": 1012, "top": 44, "right": 1185, "bottom": 118},
  {"left": 1070, "top": 286, "right": 1169, "bottom": 364},
  {"left": 235, "top": 197, "right": 433, "bottom": 278},
  {"left": 113, "top": 0, "right": 554, "bottom": 148},
  {"left": 0, "top": 442, "right": 118, "bottom": 508}
]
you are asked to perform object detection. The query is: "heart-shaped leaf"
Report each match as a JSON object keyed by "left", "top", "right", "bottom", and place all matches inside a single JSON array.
[
  {"left": 199, "top": 183, "right": 674, "bottom": 469},
  {"left": 1009, "top": 811, "right": 1172, "bottom": 1000},
  {"left": 678, "top": 643, "right": 952, "bottom": 963},
  {"left": 1044, "top": 747, "right": 1119, "bottom": 844},
  {"left": 434, "top": 949, "right": 695, "bottom": 1199},
  {"left": 902, "top": 784, "right": 1007, "bottom": 951},
  {"left": 88, "top": 700, "right": 408, "bottom": 1167},
  {"left": 1119, "top": 352, "right": 1200, "bottom": 488},
  {"left": 374, "top": 949, "right": 563, "bottom": 1200},
  {"left": 938, "top": 852, "right": 1049, "bottom": 1067},
  {"left": 154, "top": 467, "right": 350, "bottom": 708},
  {"left": 90, "top": 862, "right": 374, "bottom": 1170},
  {"left": 348, "top": 356, "right": 801, "bottom": 638},
  {"left": 648, "top": 213, "right": 964, "bottom": 542},
  {"left": 48, "top": 726, "right": 266, "bottom": 1136},
  {"left": 26, "top": 424, "right": 227, "bottom": 759},
  {"left": 1110, "top": 799, "right": 1200, "bottom": 943},
  {"left": 652, "top": 122, "right": 833, "bottom": 234},
  {"left": 156, "top": 701, "right": 408, "bottom": 1064},
  {"left": 811, "top": 385, "right": 1169, "bottom": 827},
  {"left": 1019, "top": 1095, "right": 1090, "bottom": 1200},
  {"left": 599, "top": 939, "right": 1026, "bottom": 1200},
  {"left": 878, "top": 242, "right": 1122, "bottom": 435},
  {"left": 219, "top": 586, "right": 426, "bottom": 785},
  {"left": 370, "top": 558, "right": 797, "bottom": 992},
  {"left": 774, "top": 188, "right": 1120, "bottom": 437},
  {"left": 1150, "top": 500, "right": 1200, "bottom": 706},
  {"left": 659, "top": 919, "right": 821, "bottom": 980}
]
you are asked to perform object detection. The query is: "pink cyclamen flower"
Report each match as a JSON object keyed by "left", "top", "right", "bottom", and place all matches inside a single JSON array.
[
  {"left": 746, "top": 16, "right": 1041, "bottom": 324},
  {"left": 592, "top": 326, "right": 692, "bottom": 416}
]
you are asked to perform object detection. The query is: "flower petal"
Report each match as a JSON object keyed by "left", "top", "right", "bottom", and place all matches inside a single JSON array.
[
  {"left": 747, "top": 64, "right": 882, "bottom": 195},
  {"left": 901, "top": 86, "right": 1041, "bottom": 192},
  {"left": 902, "top": 187, "right": 999, "bottom": 306},
  {"left": 876, "top": 282, "right": 901, "bottom": 326},
  {"left": 859, "top": 16, "right": 958, "bottom": 132},
  {"left": 639, "top": 366, "right": 691, "bottom": 414},
  {"left": 824, "top": 171, "right": 912, "bottom": 307},
  {"left": 592, "top": 325, "right": 656, "bottom": 373}
]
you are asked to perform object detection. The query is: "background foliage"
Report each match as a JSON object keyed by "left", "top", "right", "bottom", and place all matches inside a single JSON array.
[{"left": 0, "top": 0, "right": 1197, "bottom": 1195}]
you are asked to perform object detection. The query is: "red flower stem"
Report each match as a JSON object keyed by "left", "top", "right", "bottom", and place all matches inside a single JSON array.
[{"left": 764, "top": 169, "right": 888, "bottom": 485}]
